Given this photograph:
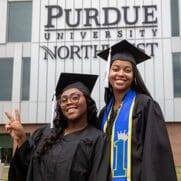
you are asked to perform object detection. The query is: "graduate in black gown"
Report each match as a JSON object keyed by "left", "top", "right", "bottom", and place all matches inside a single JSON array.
[
  {"left": 97, "top": 40, "right": 177, "bottom": 181},
  {"left": 5, "top": 73, "right": 111, "bottom": 181}
]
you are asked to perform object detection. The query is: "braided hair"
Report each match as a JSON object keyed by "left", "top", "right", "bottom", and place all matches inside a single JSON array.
[{"left": 36, "top": 92, "right": 98, "bottom": 158}]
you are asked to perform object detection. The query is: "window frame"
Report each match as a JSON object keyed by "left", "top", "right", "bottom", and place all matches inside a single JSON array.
[
  {"left": 172, "top": 52, "right": 181, "bottom": 97},
  {"left": 21, "top": 57, "right": 31, "bottom": 101},
  {"left": 7, "top": 0, "right": 32, "bottom": 42},
  {"left": 0, "top": 58, "right": 14, "bottom": 101}
]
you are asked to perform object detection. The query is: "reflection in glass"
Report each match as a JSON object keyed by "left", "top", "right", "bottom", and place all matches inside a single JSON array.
[
  {"left": 173, "top": 53, "right": 181, "bottom": 97},
  {"left": 8, "top": 2, "right": 32, "bottom": 42},
  {"left": 0, "top": 59, "right": 13, "bottom": 100}
]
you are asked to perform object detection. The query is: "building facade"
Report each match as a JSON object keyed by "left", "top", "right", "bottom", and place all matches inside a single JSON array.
[{"left": 0, "top": 0, "right": 181, "bottom": 164}]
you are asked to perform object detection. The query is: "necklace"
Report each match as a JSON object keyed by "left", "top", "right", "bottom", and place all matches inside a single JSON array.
[{"left": 113, "top": 102, "right": 123, "bottom": 112}]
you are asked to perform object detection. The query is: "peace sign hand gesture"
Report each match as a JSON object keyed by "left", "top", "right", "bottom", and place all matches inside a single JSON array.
[{"left": 4, "top": 109, "right": 26, "bottom": 148}]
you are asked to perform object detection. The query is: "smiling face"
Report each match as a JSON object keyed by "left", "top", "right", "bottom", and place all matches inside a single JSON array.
[
  {"left": 109, "top": 60, "right": 134, "bottom": 93},
  {"left": 59, "top": 88, "right": 87, "bottom": 123}
]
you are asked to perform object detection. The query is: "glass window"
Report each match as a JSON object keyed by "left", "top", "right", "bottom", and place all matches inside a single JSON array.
[
  {"left": 173, "top": 53, "right": 181, "bottom": 97},
  {"left": 0, "top": 133, "right": 30, "bottom": 164},
  {"left": 170, "top": 0, "right": 180, "bottom": 36},
  {"left": 8, "top": 1, "right": 32, "bottom": 42},
  {"left": 0, "top": 58, "right": 13, "bottom": 101},
  {"left": 22, "top": 57, "right": 31, "bottom": 100},
  {"left": 0, "top": 134, "right": 12, "bottom": 164}
]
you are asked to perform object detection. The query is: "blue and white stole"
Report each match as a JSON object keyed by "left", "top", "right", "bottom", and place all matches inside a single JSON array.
[{"left": 101, "top": 89, "right": 136, "bottom": 181}]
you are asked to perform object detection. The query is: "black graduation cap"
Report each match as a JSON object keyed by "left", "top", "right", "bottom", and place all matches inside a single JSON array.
[
  {"left": 50, "top": 72, "right": 98, "bottom": 128},
  {"left": 97, "top": 39, "right": 150, "bottom": 64},
  {"left": 55, "top": 72, "right": 98, "bottom": 97}
]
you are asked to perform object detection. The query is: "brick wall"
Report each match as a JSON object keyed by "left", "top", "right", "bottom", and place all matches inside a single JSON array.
[
  {"left": 166, "top": 123, "right": 181, "bottom": 165},
  {"left": 1, "top": 123, "right": 181, "bottom": 164}
]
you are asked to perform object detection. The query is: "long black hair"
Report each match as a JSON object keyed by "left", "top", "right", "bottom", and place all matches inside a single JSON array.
[{"left": 36, "top": 93, "right": 98, "bottom": 158}]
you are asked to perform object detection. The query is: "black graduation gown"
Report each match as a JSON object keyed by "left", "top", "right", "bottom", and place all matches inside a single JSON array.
[
  {"left": 8, "top": 125, "right": 111, "bottom": 181},
  {"left": 99, "top": 93, "right": 177, "bottom": 181}
]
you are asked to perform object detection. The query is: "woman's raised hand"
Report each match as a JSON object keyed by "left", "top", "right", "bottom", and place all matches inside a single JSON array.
[{"left": 4, "top": 109, "right": 26, "bottom": 148}]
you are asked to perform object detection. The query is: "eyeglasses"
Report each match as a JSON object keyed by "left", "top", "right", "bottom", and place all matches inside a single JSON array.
[{"left": 59, "top": 93, "right": 83, "bottom": 106}]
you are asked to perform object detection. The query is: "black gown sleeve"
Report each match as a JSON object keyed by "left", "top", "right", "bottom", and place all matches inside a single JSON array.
[
  {"left": 133, "top": 95, "right": 177, "bottom": 181},
  {"left": 88, "top": 134, "right": 112, "bottom": 181},
  {"left": 8, "top": 141, "right": 31, "bottom": 181},
  {"left": 8, "top": 126, "right": 48, "bottom": 181}
]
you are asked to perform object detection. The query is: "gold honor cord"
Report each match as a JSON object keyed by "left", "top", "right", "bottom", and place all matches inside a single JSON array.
[{"left": 127, "top": 97, "right": 136, "bottom": 181}]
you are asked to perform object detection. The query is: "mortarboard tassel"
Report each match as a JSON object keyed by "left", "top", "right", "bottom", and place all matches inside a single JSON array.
[
  {"left": 104, "top": 47, "right": 112, "bottom": 88},
  {"left": 50, "top": 93, "right": 57, "bottom": 128}
]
